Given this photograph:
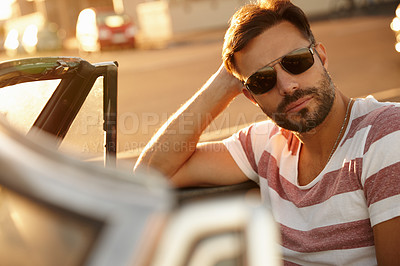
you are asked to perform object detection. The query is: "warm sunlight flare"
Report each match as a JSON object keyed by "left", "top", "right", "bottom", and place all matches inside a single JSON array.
[
  {"left": 76, "top": 8, "right": 99, "bottom": 52},
  {"left": 22, "top": 24, "right": 38, "bottom": 53},
  {"left": 0, "top": 0, "right": 15, "bottom": 20},
  {"left": 4, "top": 29, "right": 19, "bottom": 51},
  {"left": 391, "top": 17, "right": 400, "bottom": 31}
]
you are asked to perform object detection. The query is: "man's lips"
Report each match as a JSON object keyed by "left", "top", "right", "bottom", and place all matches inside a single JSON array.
[{"left": 285, "top": 97, "right": 313, "bottom": 113}]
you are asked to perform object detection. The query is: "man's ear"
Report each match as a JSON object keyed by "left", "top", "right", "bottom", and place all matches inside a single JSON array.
[
  {"left": 315, "top": 43, "right": 328, "bottom": 69},
  {"left": 242, "top": 88, "right": 259, "bottom": 106}
]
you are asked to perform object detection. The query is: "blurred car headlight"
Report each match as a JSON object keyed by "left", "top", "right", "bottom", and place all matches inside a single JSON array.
[{"left": 105, "top": 15, "right": 124, "bottom": 28}]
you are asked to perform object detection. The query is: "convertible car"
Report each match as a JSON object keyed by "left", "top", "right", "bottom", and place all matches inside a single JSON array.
[{"left": 0, "top": 57, "right": 281, "bottom": 266}]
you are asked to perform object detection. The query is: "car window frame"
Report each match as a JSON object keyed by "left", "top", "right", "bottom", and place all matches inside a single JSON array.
[{"left": 0, "top": 57, "right": 118, "bottom": 167}]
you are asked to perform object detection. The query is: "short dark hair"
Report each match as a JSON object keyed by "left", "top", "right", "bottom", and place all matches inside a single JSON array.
[{"left": 222, "top": 0, "right": 315, "bottom": 78}]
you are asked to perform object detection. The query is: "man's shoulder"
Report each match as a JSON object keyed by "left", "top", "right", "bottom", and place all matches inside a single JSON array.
[
  {"left": 350, "top": 97, "right": 400, "bottom": 153},
  {"left": 237, "top": 120, "right": 298, "bottom": 142},
  {"left": 225, "top": 119, "right": 291, "bottom": 151},
  {"left": 232, "top": 120, "right": 276, "bottom": 137},
  {"left": 352, "top": 97, "right": 400, "bottom": 127}
]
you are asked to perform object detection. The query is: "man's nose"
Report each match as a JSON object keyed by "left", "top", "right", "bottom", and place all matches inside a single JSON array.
[{"left": 275, "top": 65, "right": 300, "bottom": 96}]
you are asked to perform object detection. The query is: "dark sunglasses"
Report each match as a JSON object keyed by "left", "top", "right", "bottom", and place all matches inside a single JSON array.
[{"left": 243, "top": 44, "right": 316, "bottom": 95}]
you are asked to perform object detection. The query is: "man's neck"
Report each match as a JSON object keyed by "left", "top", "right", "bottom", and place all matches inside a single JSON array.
[
  {"left": 297, "top": 92, "right": 352, "bottom": 164},
  {"left": 295, "top": 92, "right": 352, "bottom": 186}
]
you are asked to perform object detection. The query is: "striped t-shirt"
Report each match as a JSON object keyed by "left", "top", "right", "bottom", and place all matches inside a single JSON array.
[{"left": 223, "top": 96, "right": 400, "bottom": 265}]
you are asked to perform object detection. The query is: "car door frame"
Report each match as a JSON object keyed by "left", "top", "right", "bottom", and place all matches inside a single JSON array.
[{"left": 0, "top": 57, "right": 118, "bottom": 167}]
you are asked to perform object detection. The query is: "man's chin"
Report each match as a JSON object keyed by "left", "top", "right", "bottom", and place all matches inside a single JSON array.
[
  {"left": 274, "top": 115, "right": 322, "bottom": 133},
  {"left": 277, "top": 122, "right": 315, "bottom": 133}
]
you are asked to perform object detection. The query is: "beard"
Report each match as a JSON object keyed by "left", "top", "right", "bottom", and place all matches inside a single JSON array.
[{"left": 263, "top": 70, "right": 336, "bottom": 133}]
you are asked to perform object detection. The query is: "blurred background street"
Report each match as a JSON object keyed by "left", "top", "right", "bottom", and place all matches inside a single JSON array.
[{"left": 0, "top": 0, "right": 399, "bottom": 156}]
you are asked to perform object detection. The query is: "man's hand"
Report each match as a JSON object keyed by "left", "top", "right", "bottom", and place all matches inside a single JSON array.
[{"left": 211, "top": 64, "right": 244, "bottom": 96}]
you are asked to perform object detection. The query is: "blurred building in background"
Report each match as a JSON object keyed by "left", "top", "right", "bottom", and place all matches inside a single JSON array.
[
  {"left": 0, "top": 0, "right": 397, "bottom": 54},
  {"left": 0, "top": 0, "right": 117, "bottom": 54}
]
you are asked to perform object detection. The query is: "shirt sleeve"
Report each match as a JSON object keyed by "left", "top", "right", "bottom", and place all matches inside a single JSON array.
[
  {"left": 222, "top": 121, "right": 273, "bottom": 184},
  {"left": 361, "top": 104, "right": 400, "bottom": 227}
]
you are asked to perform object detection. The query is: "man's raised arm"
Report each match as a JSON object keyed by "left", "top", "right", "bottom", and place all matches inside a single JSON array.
[{"left": 133, "top": 65, "right": 249, "bottom": 187}]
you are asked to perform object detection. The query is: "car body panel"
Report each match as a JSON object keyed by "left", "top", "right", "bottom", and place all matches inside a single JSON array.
[{"left": 0, "top": 115, "right": 171, "bottom": 266}]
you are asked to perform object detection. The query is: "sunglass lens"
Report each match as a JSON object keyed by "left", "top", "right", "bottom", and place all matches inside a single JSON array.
[
  {"left": 246, "top": 66, "right": 276, "bottom": 95},
  {"left": 281, "top": 48, "right": 314, "bottom": 74}
]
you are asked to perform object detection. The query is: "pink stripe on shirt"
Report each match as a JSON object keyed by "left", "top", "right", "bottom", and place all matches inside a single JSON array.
[
  {"left": 280, "top": 219, "right": 374, "bottom": 253},
  {"left": 364, "top": 106, "right": 400, "bottom": 154},
  {"left": 259, "top": 151, "right": 363, "bottom": 207},
  {"left": 364, "top": 161, "right": 400, "bottom": 206},
  {"left": 238, "top": 126, "right": 258, "bottom": 173},
  {"left": 343, "top": 105, "right": 400, "bottom": 154}
]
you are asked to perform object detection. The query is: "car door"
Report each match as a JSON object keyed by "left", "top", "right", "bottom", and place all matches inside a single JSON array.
[{"left": 0, "top": 57, "right": 117, "bottom": 167}]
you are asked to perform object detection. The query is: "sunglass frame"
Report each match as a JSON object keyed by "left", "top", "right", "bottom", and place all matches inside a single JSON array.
[{"left": 243, "top": 44, "right": 316, "bottom": 95}]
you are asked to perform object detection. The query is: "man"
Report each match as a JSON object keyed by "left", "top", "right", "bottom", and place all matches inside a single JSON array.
[{"left": 134, "top": 0, "right": 400, "bottom": 264}]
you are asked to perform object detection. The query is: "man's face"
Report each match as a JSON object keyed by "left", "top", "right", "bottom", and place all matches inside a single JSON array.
[
  {"left": 234, "top": 21, "right": 335, "bottom": 133},
  {"left": 267, "top": 69, "right": 335, "bottom": 132}
]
